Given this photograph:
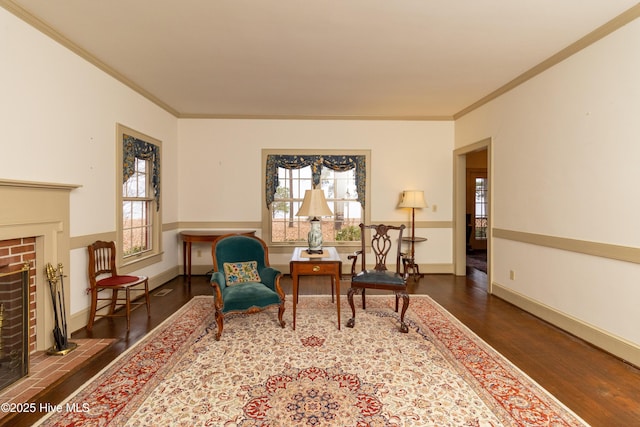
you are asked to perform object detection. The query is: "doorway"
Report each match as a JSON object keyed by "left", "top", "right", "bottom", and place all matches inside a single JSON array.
[
  {"left": 454, "top": 140, "right": 491, "bottom": 285},
  {"left": 465, "top": 150, "right": 488, "bottom": 273}
]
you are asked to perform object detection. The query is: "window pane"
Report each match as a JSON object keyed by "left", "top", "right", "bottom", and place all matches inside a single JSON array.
[
  {"left": 123, "top": 200, "right": 150, "bottom": 255},
  {"left": 271, "top": 166, "right": 362, "bottom": 243},
  {"left": 475, "top": 177, "right": 488, "bottom": 240},
  {"left": 123, "top": 157, "right": 152, "bottom": 256},
  {"left": 123, "top": 158, "right": 147, "bottom": 198}
]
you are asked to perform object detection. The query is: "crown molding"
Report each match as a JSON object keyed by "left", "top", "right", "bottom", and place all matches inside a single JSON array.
[{"left": 454, "top": 4, "right": 640, "bottom": 120}]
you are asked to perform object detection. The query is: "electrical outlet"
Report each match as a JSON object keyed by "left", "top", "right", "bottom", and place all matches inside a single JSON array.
[
  {"left": 197, "top": 249, "right": 202, "bottom": 257},
  {"left": 509, "top": 270, "right": 516, "bottom": 280},
  {"left": 432, "top": 204, "right": 437, "bottom": 212}
]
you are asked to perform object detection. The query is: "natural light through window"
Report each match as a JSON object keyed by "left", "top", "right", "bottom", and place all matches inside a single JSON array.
[
  {"left": 123, "top": 158, "right": 153, "bottom": 256},
  {"left": 263, "top": 150, "right": 369, "bottom": 247},
  {"left": 475, "top": 177, "right": 488, "bottom": 240},
  {"left": 272, "top": 167, "right": 362, "bottom": 243},
  {"left": 117, "top": 123, "right": 162, "bottom": 266}
]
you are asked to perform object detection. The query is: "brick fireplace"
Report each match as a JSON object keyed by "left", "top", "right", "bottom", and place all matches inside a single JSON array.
[
  {"left": 0, "top": 179, "right": 78, "bottom": 356},
  {"left": 0, "top": 258, "right": 30, "bottom": 390},
  {"left": 0, "top": 239, "right": 35, "bottom": 352}
]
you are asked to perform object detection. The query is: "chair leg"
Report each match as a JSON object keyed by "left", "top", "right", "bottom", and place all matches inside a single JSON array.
[
  {"left": 87, "top": 289, "right": 98, "bottom": 331},
  {"left": 346, "top": 287, "right": 360, "bottom": 328},
  {"left": 109, "top": 289, "right": 119, "bottom": 314},
  {"left": 361, "top": 288, "right": 366, "bottom": 309},
  {"left": 125, "top": 288, "right": 131, "bottom": 331},
  {"left": 214, "top": 309, "right": 224, "bottom": 341},
  {"left": 144, "top": 279, "right": 151, "bottom": 317},
  {"left": 398, "top": 292, "right": 409, "bottom": 333},
  {"left": 277, "top": 299, "right": 286, "bottom": 328}
]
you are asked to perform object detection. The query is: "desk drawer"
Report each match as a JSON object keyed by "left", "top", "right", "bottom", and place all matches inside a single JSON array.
[{"left": 294, "top": 262, "right": 337, "bottom": 275}]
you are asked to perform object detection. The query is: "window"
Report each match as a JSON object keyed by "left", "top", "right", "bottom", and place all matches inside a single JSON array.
[
  {"left": 123, "top": 157, "right": 152, "bottom": 256},
  {"left": 474, "top": 177, "right": 488, "bottom": 240},
  {"left": 263, "top": 150, "right": 370, "bottom": 247},
  {"left": 117, "top": 124, "right": 162, "bottom": 266}
]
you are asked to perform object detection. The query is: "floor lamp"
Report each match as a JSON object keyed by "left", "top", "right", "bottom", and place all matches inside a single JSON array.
[{"left": 398, "top": 190, "right": 427, "bottom": 276}]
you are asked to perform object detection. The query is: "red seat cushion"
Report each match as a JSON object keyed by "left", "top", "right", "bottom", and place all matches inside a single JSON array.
[{"left": 97, "top": 275, "right": 143, "bottom": 287}]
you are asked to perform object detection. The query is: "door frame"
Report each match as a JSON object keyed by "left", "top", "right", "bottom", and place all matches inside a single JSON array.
[{"left": 453, "top": 138, "right": 492, "bottom": 287}]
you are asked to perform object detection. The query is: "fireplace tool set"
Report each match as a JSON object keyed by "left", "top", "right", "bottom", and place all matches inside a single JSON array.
[{"left": 45, "top": 263, "right": 77, "bottom": 355}]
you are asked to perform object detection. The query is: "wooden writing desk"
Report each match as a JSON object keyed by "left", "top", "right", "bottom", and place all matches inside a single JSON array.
[{"left": 180, "top": 230, "right": 255, "bottom": 284}]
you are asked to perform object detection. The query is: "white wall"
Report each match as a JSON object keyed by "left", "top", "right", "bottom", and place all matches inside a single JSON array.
[
  {"left": 456, "top": 18, "right": 640, "bottom": 349},
  {"left": 0, "top": 9, "right": 179, "bottom": 318},
  {"left": 1, "top": 6, "right": 454, "bottom": 321},
  {"left": 177, "top": 119, "right": 454, "bottom": 267}
]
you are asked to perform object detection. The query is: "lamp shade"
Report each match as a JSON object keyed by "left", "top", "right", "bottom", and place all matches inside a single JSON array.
[
  {"left": 296, "top": 189, "right": 333, "bottom": 218},
  {"left": 398, "top": 190, "right": 427, "bottom": 209}
]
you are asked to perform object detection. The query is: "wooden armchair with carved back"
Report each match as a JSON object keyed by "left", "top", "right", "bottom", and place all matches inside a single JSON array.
[{"left": 346, "top": 223, "right": 409, "bottom": 333}]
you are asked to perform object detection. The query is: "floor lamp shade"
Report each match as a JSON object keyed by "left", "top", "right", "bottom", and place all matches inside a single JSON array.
[
  {"left": 398, "top": 190, "right": 427, "bottom": 209},
  {"left": 296, "top": 189, "right": 333, "bottom": 253}
]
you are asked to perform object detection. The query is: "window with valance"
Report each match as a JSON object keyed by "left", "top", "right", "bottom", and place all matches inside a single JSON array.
[
  {"left": 263, "top": 151, "right": 369, "bottom": 245},
  {"left": 117, "top": 124, "right": 162, "bottom": 264},
  {"left": 265, "top": 154, "right": 366, "bottom": 208},
  {"left": 123, "top": 135, "right": 161, "bottom": 210}
]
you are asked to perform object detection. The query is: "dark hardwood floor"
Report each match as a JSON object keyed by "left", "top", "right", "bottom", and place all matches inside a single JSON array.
[{"left": 5, "top": 268, "right": 640, "bottom": 426}]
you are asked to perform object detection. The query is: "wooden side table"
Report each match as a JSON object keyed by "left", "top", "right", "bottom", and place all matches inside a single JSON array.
[
  {"left": 401, "top": 236, "right": 427, "bottom": 278},
  {"left": 180, "top": 230, "right": 255, "bottom": 284},
  {"left": 290, "top": 247, "right": 342, "bottom": 330}
]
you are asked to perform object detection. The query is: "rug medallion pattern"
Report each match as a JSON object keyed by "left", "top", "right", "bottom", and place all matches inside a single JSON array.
[{"left": 36, "top": 296, "right": 588, "bottom": 426}]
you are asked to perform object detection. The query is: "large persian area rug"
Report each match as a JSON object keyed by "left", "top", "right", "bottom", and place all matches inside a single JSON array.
[{"left": 36, "top": 295, "right": 588, "bottom": 426}]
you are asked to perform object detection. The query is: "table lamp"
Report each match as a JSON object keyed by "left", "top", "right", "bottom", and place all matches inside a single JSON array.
[
  {"left": 296, "top": 188, "right": 333, "bottom": 254},
  {"left": 398, "top": 190, "right": 427, "bottom": 261}
]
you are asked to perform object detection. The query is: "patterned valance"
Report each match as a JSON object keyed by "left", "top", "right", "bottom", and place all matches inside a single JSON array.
[
  {"left": 265, "top": 154, "right": 366, "bottom": 208},
  {"left": 123, "top": 134, "right": 161, "bottom": 211}
]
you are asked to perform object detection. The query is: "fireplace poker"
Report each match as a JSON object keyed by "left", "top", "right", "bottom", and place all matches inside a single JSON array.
[
  {"left": 57, "top": 263, "right": 69, "bottom": 348},
  {"left": 46, "top": 263, "right": 65, "bottom": 350}
]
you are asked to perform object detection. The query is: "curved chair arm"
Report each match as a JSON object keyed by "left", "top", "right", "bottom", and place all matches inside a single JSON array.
[
  {"left": 211, "top": 271, "right": 227, "bottom": 290},
  {"left": 348, "top": 250, "right": 363, "bottom": 276},
  {"left": 259, "top": 267, "right": 281, "bottom": 291},
  {"left": 210, "top": 271, "right": 227, "bottom": 310}
]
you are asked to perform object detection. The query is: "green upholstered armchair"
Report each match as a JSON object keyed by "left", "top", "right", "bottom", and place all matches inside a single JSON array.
[{"left": 210, "top": 234, "right": 285, "bottom": 340}]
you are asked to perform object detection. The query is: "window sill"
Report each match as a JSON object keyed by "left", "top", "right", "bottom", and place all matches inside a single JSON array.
[{"left": 119, "top": 252, "right": 162, "bottom": 274}]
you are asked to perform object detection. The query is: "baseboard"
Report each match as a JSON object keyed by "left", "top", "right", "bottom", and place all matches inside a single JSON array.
[
  {"left": 492, "top": 281, "right": 640, "bottom": 368},
  {"left": 183, "top": 265, "right": 215, "bottom": 276},
  {"left": 421, "top": 263, "right": 454, "bottom": 274},
  {"left": 68, "top": 266, "right": 179, "bottom": 334}
]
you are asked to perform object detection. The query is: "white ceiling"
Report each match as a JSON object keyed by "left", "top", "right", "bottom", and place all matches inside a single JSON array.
[{"left": 6, "top": 0, "right": 640, "bottom": 118}]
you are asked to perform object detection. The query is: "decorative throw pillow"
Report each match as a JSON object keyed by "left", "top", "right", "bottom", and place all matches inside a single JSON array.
[{"left": 223, "top": 261, "right": 261, "bottom": 285}]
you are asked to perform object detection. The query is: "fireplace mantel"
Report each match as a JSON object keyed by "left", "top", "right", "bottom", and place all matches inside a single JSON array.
[
  {"left": 1, "top": 179, "right": 80, "bottom": 352},
  {"left": 0, "top": 179, "right": 80, "bottom": 191}
]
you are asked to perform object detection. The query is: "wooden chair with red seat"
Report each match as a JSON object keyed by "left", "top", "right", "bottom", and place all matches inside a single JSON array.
[{"left": 86, "top": 240, "right": 150, "bottom": 331}]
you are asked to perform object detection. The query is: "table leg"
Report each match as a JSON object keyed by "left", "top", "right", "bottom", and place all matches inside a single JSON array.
[
  {"left": 186, "top": 242, "right": 192, "bottom": 284},
  {"left": 335, "top": 271, "right": 341, "bottom": 330},
  {"left": 331, "top": 275, "right": 335, "bottom": 303},
  {"left": 183, "top": 241, "right": 187, "bottom": 275},
  {"left": 292, "top": 271, "right": 298, "bottom": 330}
]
